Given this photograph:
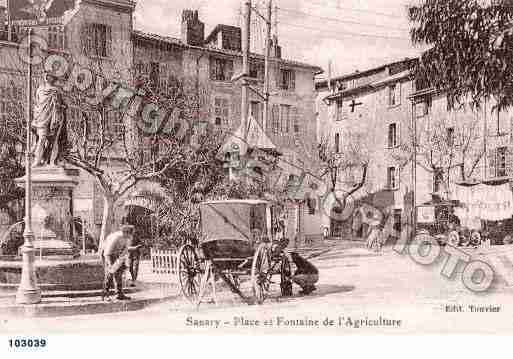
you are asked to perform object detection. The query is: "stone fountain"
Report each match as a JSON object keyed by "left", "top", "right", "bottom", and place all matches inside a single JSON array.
[{"left": 0, "top": 166, "right": 104, "bottom": 291}]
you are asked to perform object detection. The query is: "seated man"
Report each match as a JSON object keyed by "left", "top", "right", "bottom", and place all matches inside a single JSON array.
[{"left": 290, "top": 252, "right": 319, "bottom": 295}]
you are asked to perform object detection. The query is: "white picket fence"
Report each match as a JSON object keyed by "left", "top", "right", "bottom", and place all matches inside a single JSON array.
[{"left": 150, "top": 248, "right": 178, "bottom": 276}]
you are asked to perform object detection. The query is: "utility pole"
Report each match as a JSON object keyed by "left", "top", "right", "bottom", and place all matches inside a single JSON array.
[
  {"left": 241, "top": 0, "right": 251, "bottom": 133},
  {"left": 263, "top": 0, "right": 272, "bottom": 132},
  {"left": 7, "top": 0, "right": 12, "bottom": 42}
]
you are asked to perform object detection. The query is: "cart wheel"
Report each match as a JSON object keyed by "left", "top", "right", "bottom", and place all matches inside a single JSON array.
[
  {"left": 177, "top": 244, "right": 202, "bottom": 304},
  {"left": 280, "top": 255, "right": 293, "bottom": 297},
  {"left": 251, "top": 243, "right": 271, "bottom": 304}
]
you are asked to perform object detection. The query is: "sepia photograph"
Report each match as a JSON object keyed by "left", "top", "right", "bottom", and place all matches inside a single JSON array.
[{"left": 0, "top": 0, "right": 513, "bottom": 347}]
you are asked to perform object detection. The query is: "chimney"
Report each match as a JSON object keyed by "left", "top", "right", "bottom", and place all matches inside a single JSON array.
[
  {"left": 270, "top": 35, "right": 281, "bottom": 59},
  {"left": 181, "top": 9, "right": 204, "bottom": 46},
  {"left": 0, "top": 6, "right": 5, "bottom": 26},
  {"left": 0, "top": 6, "right": 6, "bottom": 40}
]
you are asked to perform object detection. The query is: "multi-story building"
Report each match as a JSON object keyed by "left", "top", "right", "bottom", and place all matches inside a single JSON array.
[
  {"left": 316, "top": 57, "right": 512, "bottom": 238},
  {"left": 1, "top": 1, "right": 323, "bottom": 242}
]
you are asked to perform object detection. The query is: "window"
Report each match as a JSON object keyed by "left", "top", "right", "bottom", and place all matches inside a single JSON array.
[
  {"left": 48, "top": 26, "right": 66, "bottom": 50},
  {"left": 278, "top": 68, "right": 295, "bottom": 90},
  {"left": 149, "top": 62, "right": 160, "bottom": 91},
  {"left": 82, "top": 23, "right": 112, "bottom": 57},
  {"left": 415, "top": 96, "right": 431, "bottom": 117},
  {"left": 249, "top": 62, "right": 264, "bottom": 81},
  {"left": 280, "top": 104, "right": 291, "bottom": 134},
  {"left": 336, "top": 99, "right": 345, "bottom": 121},
  {"left": 250, "top": 101, "right": 262, "bottom": 126},
  {"left": 214, "top": 97, "right": 230, "bottom": 127},
  {"left": 447, "top": 127, "right": 455, "bottom": 147},
  {"left": 210, "top": 57, "right": 234, "bottom": 81},
  {"left": 307, "top": 197, "right": 316, "bottom": 215},
  {"left": 433, "top": 168, "right": 444, "bottom": 193},
  {"left": 292, "top": 108, "right": 299, "bottom": 134},
  {"left": 388, "top": 123, "right": 397, "bottom": 148},
  {"left": 272, "top": 104, "right": 280, "bottom": 134},
  {"left": 335, "top": 133, "right": 340, "bottom": 153},
  {"left": 491, "top": 108, "right": 509, "bottom": 136},
  {"left": 388, "top": 83, "right": 401, "bottom": 107},
  {"left": 387, "top": 166, "right": 398, "bottom": 190},
  {"left": 497, "top": 147, "right": 507, "bottom": 177},
  {"left": 107, "top": 110, "right": 124, "bottom": 141}
]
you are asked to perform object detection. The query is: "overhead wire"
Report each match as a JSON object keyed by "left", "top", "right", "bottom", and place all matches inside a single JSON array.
[{"left": 277, "top": 6, "right": 410, "bottom": 31}]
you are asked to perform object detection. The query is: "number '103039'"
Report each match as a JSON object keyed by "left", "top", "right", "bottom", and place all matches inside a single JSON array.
[{"left": 8, "top": 338, "right": 47, "bottom": 348}]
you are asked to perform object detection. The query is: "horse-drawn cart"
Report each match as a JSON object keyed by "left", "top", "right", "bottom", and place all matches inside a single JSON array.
[{"left": 177, "top": 199, "right": 292, "bottom": 306}]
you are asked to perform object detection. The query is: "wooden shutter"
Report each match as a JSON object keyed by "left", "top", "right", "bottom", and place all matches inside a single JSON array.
[
  {"left": 290, "top": 70, "right": 296, "bottom": 90},
  {"left": 510, "top": 115, "right": 513, "bottom": 143},
  {"left": 209, "top": 57, "right": 216, "bottom": 80},
  {"left": 80, "top": 24, "right": 90, "bottom": 55},
  {"left": 488, "top": 149, "right": 497, "bottom": 178},
  {"left": 272, "top": 104, "right": 279, "bottom": 134},
  {"left": 506, "top": 147, "right": 513, "bottom": 176},
  {"left": 291, "top": 107, "right": 299, "bottom": 134},
  {"left": 106, "top": 25, "right": 112, "bottom": 57},
  {"left": 226, "top": 60, "right": 234, "bottom": 81}
]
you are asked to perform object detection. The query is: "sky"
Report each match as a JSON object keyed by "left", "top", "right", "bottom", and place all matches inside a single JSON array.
[
  {"left": 134, "top": 0, "right": 425, "bottom": 78},
  {"left": 0, "top": 0, "right": 426, "bottom": 78}
]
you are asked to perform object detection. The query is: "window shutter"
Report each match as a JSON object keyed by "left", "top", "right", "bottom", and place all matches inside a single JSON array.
[
  {"left": 226, "top": 60, "right": 234, "bottom": 81},
  {"left": 507, "top": 147, "right": 513, "bottom": 176},
  {"left": 510, "top": 115, "right": 513, "bottom": 143},
  {"left": 106, "top": 25, "right": 112, "bottom": 57},
  {"left": 397, "top": 122, "right": 401, "bottom": 147},
  {"left": 210, "top": 58, "right": 218, "bottom": 80},
  {"left": 290, "top": 70, "right": 296, "bottom": 90},
  {"left": 272, "top": 104, "right": 279, "bottom": 134},
  {"left": 284, "top": 106, "right": 291, "bottom": 133},
  {"left": 488, "top": 149, "right": 497, "bottom": 178},
  {"left": 80, "top": 24, "right": 90, "bottom": 55},
  {"left": 291, "top": 107, "right": 299, "bottom": 134}
]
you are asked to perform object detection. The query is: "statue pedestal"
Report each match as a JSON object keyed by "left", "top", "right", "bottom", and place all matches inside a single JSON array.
[{"left": 15, "top": 166, "right": 80, "bottom": 259}]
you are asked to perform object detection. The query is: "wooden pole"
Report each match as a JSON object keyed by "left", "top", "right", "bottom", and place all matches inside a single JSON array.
[
  {"left": 6, "top": 0, "right": 12, "bottom": 42},
  {"left": 241, "top": 0, "right": 251, "bottom": 133},
  {"left": 263, "top": 0, "right": 272, "bottom": 133}
]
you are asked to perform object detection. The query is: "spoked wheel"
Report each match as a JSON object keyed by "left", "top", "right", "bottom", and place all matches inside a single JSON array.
[
  {"left": 280, "top": 255, "right": 293, "bottom": 297},
  {"left": 251, "top": 243, "right": 272, "bottom": 304},
  {"left": 177, "top": 244, "right": 202, "bottom": 304}
]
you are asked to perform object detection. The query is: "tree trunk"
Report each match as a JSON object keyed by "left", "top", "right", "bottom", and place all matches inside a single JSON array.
[{"left": 98, "top": 195, "right": 115, "bottom": 254}]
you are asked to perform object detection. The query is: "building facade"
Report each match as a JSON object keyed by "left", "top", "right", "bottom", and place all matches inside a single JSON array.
[
  {"left": 316, "top": 58, "right": 512, "bottom": 238},
  {"left": 1, "top": 1, "right": 324, "bottom": 244}
]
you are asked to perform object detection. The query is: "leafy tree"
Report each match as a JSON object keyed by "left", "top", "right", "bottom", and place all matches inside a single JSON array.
[
  {"left": 0, "top": 81, "right": 25, "bottom": 223},
  {"left": 409, "top": 0, "right": 513, "bottom": 110}
]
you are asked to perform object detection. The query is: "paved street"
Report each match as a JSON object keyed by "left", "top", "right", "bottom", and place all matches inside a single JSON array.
[{"left": 2, "top": 244, "right": 513, "bottom": 335}]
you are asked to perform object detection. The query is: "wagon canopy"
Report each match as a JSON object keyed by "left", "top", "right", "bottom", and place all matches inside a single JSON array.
[{"left": 200, "top": 201, "right": 268, "bottom": 242}]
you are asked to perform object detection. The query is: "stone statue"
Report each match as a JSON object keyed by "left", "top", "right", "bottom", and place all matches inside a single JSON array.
[{"left": 32, "top": 73, "right": 68, "bottom": 167}]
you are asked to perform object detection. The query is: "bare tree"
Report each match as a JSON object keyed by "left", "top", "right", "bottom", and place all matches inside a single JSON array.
[
  {"left": 394, "top": 111, "right": 484, "bottom": 195},
  {"left": 317, "top": 131, "right": 370, "bottom": 209}
]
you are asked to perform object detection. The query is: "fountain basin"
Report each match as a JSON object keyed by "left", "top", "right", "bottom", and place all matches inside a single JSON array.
[{"left": 0, "top": 254, "right": 104, "bottom": 291}]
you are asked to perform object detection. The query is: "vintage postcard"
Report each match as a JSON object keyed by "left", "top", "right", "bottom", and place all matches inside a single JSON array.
[{"left": 1, "top": 0, "right": 513, "bottom": 345}]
